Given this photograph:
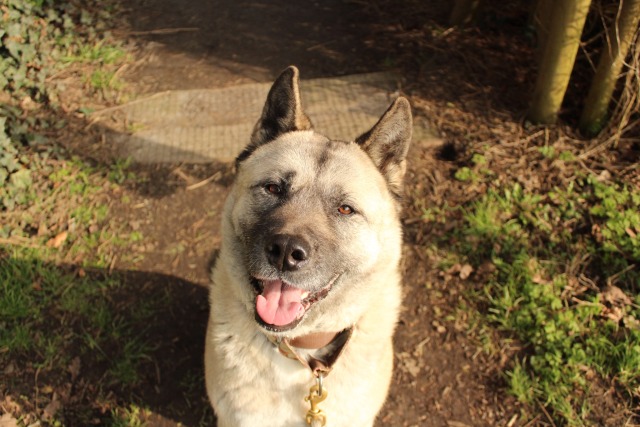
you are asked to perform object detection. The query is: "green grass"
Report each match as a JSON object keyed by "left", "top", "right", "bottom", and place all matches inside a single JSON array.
[
  {"left": 0, "top": 154, "right": 156, "bottom": 423},
  {"left": 0, "top": 247, "right": 162, "bottom": 427},
  {"left": 0, "top": 249, "right": 154, "bottom": 376},
  {"left": 0, "top": 1, "right": 186, "bottom": 424},
  {"left": 423, "top": 174, "right": 640, "bottom": 424},
  {"left": 61, "top": 41, "right": 126, "bottom": 65},
  {"left": 108, "top": 157, "right": 136, "bottom": 184},
  {"left": 110, "top": 404, "right": 148, "bottom": 427},
  {"left": 87, "top": 69, "right": 123, "bottom": 91},
  {"left": 4, "top": 156, "right": 143, "bottom": 266}
]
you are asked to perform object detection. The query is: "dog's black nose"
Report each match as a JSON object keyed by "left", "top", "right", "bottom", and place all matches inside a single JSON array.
[{"left": 265, "top": 234, "right": 310, "bottom": 271}]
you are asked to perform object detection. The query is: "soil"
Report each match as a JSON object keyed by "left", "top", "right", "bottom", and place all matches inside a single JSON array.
[{"left": 9, "top": 0, "right": 638, "bottom": 426}]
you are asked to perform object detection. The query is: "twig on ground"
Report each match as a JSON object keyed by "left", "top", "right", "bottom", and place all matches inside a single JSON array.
[
  {"left": 89, "top": 91, "right": 171, "bottom": 116},
  {"left": 538, "top": 402, "right": 557, "bottom": 427},
  {"left": 186, "top": 172, "right": 222, "bottom": 191},
  {"left": 126, "top": 27, "right": 200, "bottom": 36}
]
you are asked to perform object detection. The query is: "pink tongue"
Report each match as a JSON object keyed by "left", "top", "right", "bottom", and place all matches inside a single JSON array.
[{"left": 256, "top": 280, "right": 305, "bottom": 326}]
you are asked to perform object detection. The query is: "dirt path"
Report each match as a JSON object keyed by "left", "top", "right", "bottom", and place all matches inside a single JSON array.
[{"left": 109, "top": 1, "right": 517, "bottom": 425}]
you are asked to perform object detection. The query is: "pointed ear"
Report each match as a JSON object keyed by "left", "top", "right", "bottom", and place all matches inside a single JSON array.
[
  {"left": 236, "top": 66, "right": 312, "bottom": 164},
  {"left": 356, "top": 97, "right": 412, "bottom": 198}
]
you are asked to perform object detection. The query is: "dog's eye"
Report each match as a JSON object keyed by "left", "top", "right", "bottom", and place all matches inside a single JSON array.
[
  {"left": 265, "top": 183, "right": 282, "bottom": 195},
  {"left": 338, "top": 205, "right": 354, "bottom": 215}
]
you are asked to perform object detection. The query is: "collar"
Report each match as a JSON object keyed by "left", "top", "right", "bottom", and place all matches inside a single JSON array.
[{"left": 267, "top": 327, "right": 354, "bottom": 377}]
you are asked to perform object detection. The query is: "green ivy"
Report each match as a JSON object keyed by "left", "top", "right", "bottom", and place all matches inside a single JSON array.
[
  {"left": 0, "top": 0, "right": 122, "bottom": 211},
  {"left": 588, "top": 175, "right": 640, "bottom": 259},
  {"left": 0, "top": 118, "right": 32, "bottom": 210}
]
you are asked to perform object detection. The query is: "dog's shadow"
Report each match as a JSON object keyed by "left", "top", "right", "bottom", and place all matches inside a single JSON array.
[
  {"left": 7, "top": 260, "right": 219, "bottom": 426},
  {"left": 111, "top": 269, "right": 216, "bottom": 426}
]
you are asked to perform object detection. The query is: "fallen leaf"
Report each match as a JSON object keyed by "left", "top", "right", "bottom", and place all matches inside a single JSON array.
[
  {"left": 532, "top": 274, "right": 551, "bottom": 285},
  {"left": 476, "top": 261, "right": 496, "bottom": 276},
  {"left": 602, "top": 285, "right": 632, "bottom": 307},
  {"left": 20, "top": 96, "right": 36, "bottom": 111},
  {"left": 37, "top": 222, "right": 48, "bottom": 237},
  {"left": 446, "top": 263, "right": 461, "bottom": 275},
  {"left": 3, "top": 362, "right": 15, "bottom": 375},
  {"left": 432, "top": 320, "right": 447, "bottom": 334},
  {"left": 459, "top": 263, "right": 473, "bottom": 280},
  {"left": 396, "top": 352, "right": 421, "bottom": 377},
  {"left": 603, "top": 306, "right": 624, "bottom": 323},
  {"left": 46, "top": 231, "right": 68, "bottom": 248},
  {"left": 0, "top": 396, "right": 21, "bottom": 414},
  {"left": 68, "top": 357, "right": 81, "bottom": 381},
  {"left": 623, "top": 315, "right": 640, "bottom": 330},
  {"left": 0, "top": 413, "right": 18, "bottom": 427},
  {"left": 42, "top": 394, "right": 62, "bottom": 421}
]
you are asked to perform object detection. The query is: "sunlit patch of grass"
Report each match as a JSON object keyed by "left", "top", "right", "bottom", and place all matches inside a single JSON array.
[
  {"left": 422, "top": 173, "right": 640, "bottom": 424},
  {"left": 506, "top": 360, "right": 535, "bottom": 405},
  {"left": 110, "top": 404, "right": 148, "bottom": 427},
  {"left": 62, "top": 41, "right": 126, "bottom": 65},
  {"left": 87, "top": 69, "right": 121, "bottom": 91}
]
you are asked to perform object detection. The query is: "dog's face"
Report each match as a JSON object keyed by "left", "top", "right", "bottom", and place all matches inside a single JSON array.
[{"left": 223, "top": 66, "right": 412, "bottom": 335}]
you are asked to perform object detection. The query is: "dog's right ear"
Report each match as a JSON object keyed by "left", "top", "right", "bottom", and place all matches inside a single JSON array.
[
  {"left": 356, "top": 97, "right": 412, "bottom": 200},
  {"left": 236, "top": 66, "right": 312, "bottom": 165}
]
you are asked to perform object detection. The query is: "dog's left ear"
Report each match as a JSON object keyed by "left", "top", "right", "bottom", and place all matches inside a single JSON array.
[
  {"left": 356, "top": 97, "right": 412, "bottom": 198},
  {"left": 237, "top": 66, "right": 313, "bottom": 164}
]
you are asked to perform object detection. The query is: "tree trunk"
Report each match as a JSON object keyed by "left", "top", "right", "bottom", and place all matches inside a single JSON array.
[
  {"left": 579, "top": 0, "right": 640, "bottom": 135},
  {"left": 533, "top": 0, "right": 554, "bottom": 60},
  {"left": 528, "top": 0, "right": 592, "bottom": 124}
]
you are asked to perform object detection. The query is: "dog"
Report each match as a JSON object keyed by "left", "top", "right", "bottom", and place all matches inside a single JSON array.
[{"left": 204, "top": 66, "right": 412, "bottom": 427}]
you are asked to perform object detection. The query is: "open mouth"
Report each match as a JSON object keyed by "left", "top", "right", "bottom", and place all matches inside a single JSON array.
[{"left": 251, "top": 276, "right": 335, "bottom": 332}]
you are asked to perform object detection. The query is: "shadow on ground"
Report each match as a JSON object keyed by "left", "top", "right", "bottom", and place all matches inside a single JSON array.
[
  {"left": 121, "top": 0, "right": 395, "bottom": 88},
  {"left": 0, "top": 256, "right": 216, "bottom": 426},
  {"left": 118, "top": 0, "right": 534, "bottom": 129}
]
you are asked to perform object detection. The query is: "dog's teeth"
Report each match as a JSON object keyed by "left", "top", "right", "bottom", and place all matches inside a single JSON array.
[{"left": 301, "top": 291, "right": 309, "bottom": 299}]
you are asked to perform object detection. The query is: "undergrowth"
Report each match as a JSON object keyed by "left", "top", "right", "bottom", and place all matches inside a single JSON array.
[
  {"left": 0, "top": 0, "right": 126, "bottom": 211},
  {"left": 425, "top": 174, "right": 640, "bottom": 424},
  {"left": 0, "top": 3, "right": 144, "bottom": 423}
]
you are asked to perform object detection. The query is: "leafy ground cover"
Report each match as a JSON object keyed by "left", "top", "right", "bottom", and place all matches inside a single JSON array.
[{"left": 423, "top": 172, "right": 640, "bottom": 424}]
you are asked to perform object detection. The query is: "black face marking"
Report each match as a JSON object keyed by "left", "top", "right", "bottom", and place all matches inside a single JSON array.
[
  {"left": 314, "top": 140, "right": 351, "bottom": 175},
  {"left": 240, "top": 190, "right": 348, "bottom": 287},
  {"left": 282, "top": 171, "right": 296, "bottom": 188},
  {"left": 316, "top": 145, "right": 332, "bottom": 172},
  {"left": 235, "top": 143, "right": 257, "bottom": 166},
  {"left": 253, "top": 170, "right": 298, "bottom": 207}
]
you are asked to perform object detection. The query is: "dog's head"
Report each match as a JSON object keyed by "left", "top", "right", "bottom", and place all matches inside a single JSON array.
[{"left": 224, "top": 66, "right": 412, "bottom": 335}]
